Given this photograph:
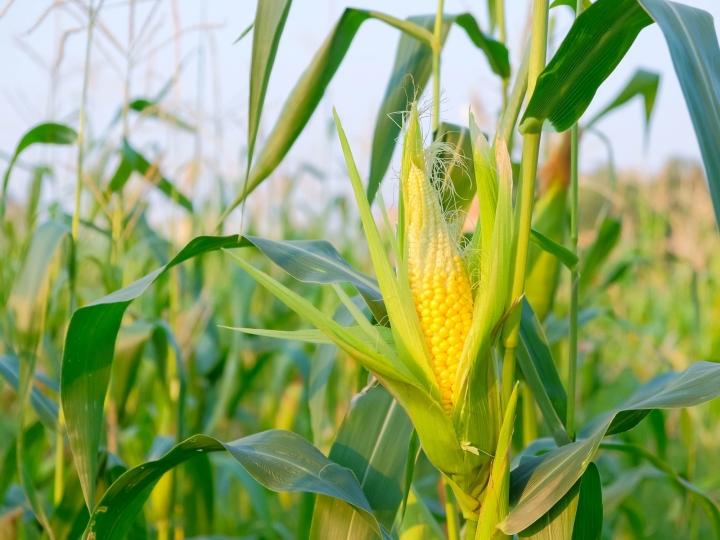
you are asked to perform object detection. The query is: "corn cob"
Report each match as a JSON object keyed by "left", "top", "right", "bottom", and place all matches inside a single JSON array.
[{"left": 405, "top": 162, "right": 474, "bottom": 413}]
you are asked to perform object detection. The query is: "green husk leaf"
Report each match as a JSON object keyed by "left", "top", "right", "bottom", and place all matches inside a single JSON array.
[
  {"left": 476, "top": 383, "right": 518, "bottom": 539},
  {"left": 334, "top": 107, "right": 435, "bottom": 392}
]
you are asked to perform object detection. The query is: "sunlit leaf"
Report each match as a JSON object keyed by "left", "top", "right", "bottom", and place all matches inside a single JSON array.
[
  {"left": 311, "top": 384, "right": 413, "bottom": 538},
  {"left": 398, "top": 488, "right": 445, "bottom": 539},
  {"left": 247, "top": 0, "right": 292, "bottom": 174}
]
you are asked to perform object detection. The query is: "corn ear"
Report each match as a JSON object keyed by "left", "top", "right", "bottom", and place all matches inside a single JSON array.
[{"left": 403, "top": 106, "right": 474, "bottom": 412}]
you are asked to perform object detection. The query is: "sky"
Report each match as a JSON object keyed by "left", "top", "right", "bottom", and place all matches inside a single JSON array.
[{"left": 0, "top": 0, "right": 718, "bottom": 226}]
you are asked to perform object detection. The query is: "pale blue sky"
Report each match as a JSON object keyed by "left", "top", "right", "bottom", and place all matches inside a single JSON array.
[{"left": 1, "top": 0, "right": 718, "bottom": 220}]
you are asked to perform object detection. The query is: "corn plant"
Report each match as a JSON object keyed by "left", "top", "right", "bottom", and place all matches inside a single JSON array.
[{"left": 2, "top": 0, "right": 720, "bottom": 539}]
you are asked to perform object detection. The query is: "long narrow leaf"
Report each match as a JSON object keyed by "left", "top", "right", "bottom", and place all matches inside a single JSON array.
[
  {"left": 61, "top": 235, "right": 249, "bottom": 508},
  {"left": 311, "top": 385, "right": 413, "bottom": 538},
  {"left": 84, "top": 430, "right": 386, "bottom": 540},
  {"left": 1, "top": 123, "right": 77, "bottom": 219},
  {"left": 247, "top": 0, "right": 292, "bottom": 172},
  {"left": 245, "top": 235, "right": 387, "bottom": 323},
  {"left": 501, "top": 361, "right": 720, "bottom": 534},
  {"left": 637, "top": 0, "right": 720, "bottom": 229}
]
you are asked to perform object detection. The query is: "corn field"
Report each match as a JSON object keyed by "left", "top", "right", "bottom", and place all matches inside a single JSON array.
[{"left": 2, "top": 0, "right": 720, "bottom": 539}]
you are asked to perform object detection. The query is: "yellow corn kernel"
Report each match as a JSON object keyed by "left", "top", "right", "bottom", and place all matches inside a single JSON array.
[{"left": 405, "top": 163, "right": 474, "bottom": 413}]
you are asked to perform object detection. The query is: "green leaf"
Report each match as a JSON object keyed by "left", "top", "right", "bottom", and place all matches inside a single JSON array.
[
  {"left": 520, "top": 0, "right": 654, "bottom": 134},
  {"left": 245, "top": 235, "right": 387, "bottom": 324},
  {"left": 398, "top": 488, "right": 445, "bottom": 539},
  {"left": 0, "top": 355, "right": 58, "bottom": 431},
  {"left": 476, "top": 384, "right": 519, "bottom": 539},
  {"left": 599, "top": 441, "right": 720, "bottom": 535},
  {"left": 516, "top": 464, "right": 602, "bottom": 540},
  {"left": 84, "top": 430, "right": 386, "bottom": 540},
  {"left": 1, "top": 123, "right": 77, "bottom": 220},
  {"left": 309, "top": 305, "right": 355, "bottom": 444},
  {"left": 530, "top": 228, "right": 578, "bottom": 270},
  {"left": 518, "top": 478, "right": 580, "bottom": 539},
  {"left": 452, "top": 14, "right": 510, "bottom": 78},
  {"left": 6, "top": 220, "right": 70, "bottom": 418},
  {"left": 221, "top": 457, "right": 274, "bottom": 536},
  {"left": 517, "top": 299, "right": 570, "bottom": 446},
  {"left": 366, "top": 14, "right": 449, "bottom": 204},
  {"left": 637, "top": 0, "right": 720, "bottom": 230},
  {"left": 550, "top": 0, "right": 593, "bottom": 13},
  {"left": 222, "top": 9, "right": 435, "bottom": 219},
  {"left": 523, "top": 0, "right": 720, "bottom": 229},
  {"left": 578, "top": 218, "right": 621, "bottom": 293},
  {"left": 26, "top": 166, "right": 51, "bottom": 232},
  {"left": 311, "top": 384, "right": 413, "bottom": 538},
  {"left": 235, "top": 21, "right": 254, "bottom": 42},
  {"left": 525, "top": 178, "right": 568, "bottom": 322},
  {"left": 110, "top": 322, "right": 158, "bottom": 419},
  {"left": 107, "top": 140, "right": 193, "bottom": 212},
  {"left": 247, "top": 0, "right": 292, "bottom": 173},
  {"left": 544, "top": 308, "right": 605, "bottom": 346},
  {"left": 127, "top": 99, "right": 196, "bottom": 131},
  {"left": 400, "top": 429, "right": 420, "bottom": 521},
  {"left": 585, "top": 68, "right": 660, "bottom": 129},
  {"left": 501, "top": 361, "right": 720, "bottom": 534},
  {"left": 367, "top": 14, "right": 509, "bottom": 202},
  {"left": 61, "top": 234, "right": 248, "bottom": 508},
  {"left": 571, "top": 463, "right": 602, "bottom": 540}
]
